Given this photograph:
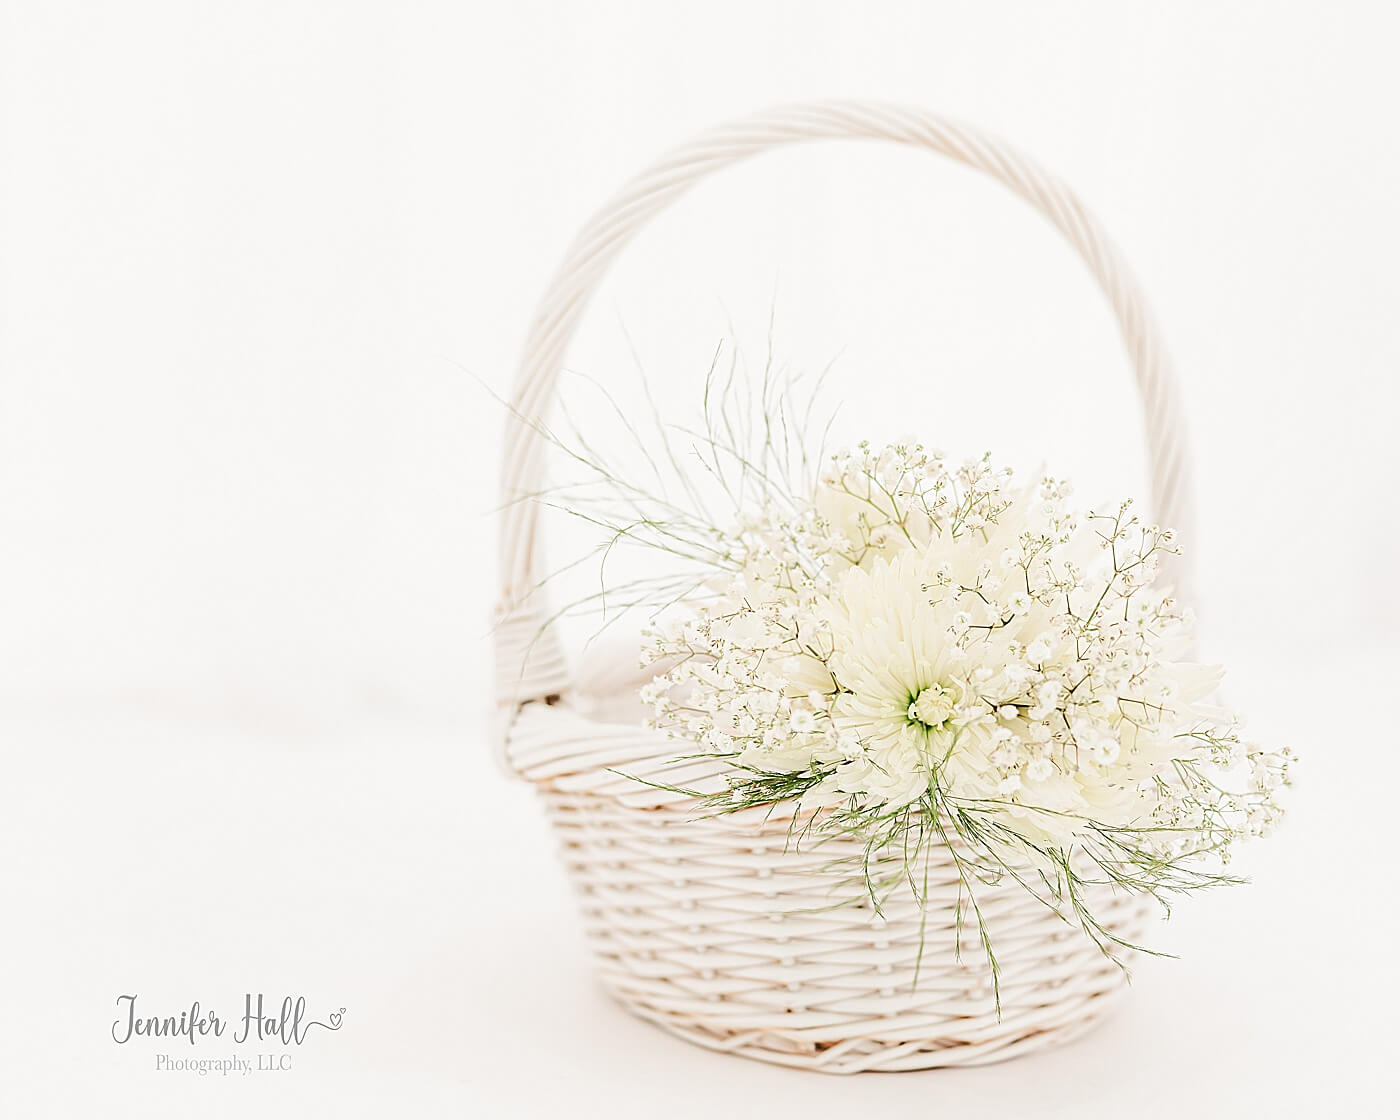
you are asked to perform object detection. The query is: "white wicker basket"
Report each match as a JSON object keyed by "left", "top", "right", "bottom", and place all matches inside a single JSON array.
[{"left": 494, "top": 102, "right": 1192, "bottom": 1073}]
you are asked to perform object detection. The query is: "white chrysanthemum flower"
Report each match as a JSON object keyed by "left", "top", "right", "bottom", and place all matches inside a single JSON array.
[{"left": 640, "top": 442, "right": 1289, "bottom": 892}]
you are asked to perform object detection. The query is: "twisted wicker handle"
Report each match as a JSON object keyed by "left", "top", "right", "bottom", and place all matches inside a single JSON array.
[{"left": 495, "top": 101, "right": 1193, "bottom": 751}]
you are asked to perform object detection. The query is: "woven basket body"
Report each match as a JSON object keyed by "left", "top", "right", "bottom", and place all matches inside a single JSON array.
[{"left": 495, "top": 103, "right": 1190, "bottom": 1073}]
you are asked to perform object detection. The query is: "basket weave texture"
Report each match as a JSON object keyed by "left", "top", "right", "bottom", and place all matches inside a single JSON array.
[{"left": 495, "top": 102, "right": 1189, "bottom": 1073}]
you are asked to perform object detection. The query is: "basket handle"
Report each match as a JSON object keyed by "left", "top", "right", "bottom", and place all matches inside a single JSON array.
[{"left": 494, "top": 100, "right": 1194, "bottom": 752}]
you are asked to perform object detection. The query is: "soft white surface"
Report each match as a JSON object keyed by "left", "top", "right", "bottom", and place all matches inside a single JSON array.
[
  {"left": 2, "top": 643, "right": 1396, "bottom": 1116},
  {"left": 2, "top": 1, "right": 1398, "bottom": 1115}
]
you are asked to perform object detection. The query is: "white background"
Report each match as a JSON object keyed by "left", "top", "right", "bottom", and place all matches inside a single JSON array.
[{"left": 2, "top": 2, "right": 1397, "bottom": 1116}]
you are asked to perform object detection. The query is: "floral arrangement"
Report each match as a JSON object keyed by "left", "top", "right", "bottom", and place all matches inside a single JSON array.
[{"left": 536, "top": 359, "right": 1291, "bottom": 993}]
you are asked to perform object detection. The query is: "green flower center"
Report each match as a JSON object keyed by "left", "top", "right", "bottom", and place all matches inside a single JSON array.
[{"left": 908, "top": 684, "right": 955, "bottom": 728}]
